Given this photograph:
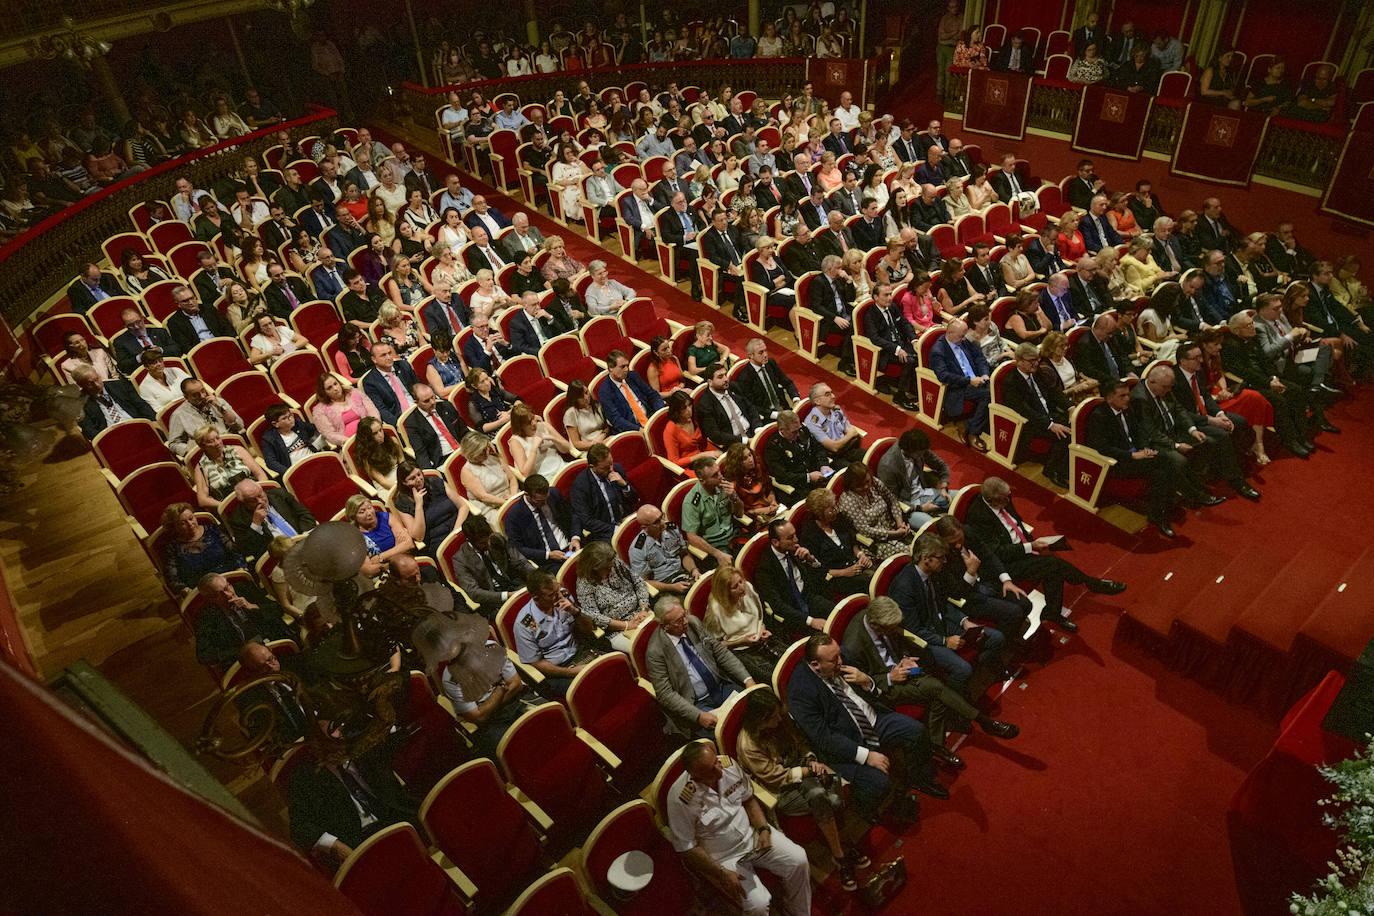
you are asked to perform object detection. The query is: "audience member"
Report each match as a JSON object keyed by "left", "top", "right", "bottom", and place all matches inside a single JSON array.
[{"left": 648, "top": 594, "right": 754, "bottom": 737}]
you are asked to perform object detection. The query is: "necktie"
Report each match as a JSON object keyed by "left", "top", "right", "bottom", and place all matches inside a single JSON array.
[
  {"left": 1008, "top": 172, "right": 1021, "bottom": 195},
  {"left": 721, "top": 230, "right": 738, "bottom": 263},
  {"left": 386, "top": 372, "right": 410, "bottom": 407},
  {"left": 266, "top": 507, "right": 297, "bottom": 537},
  {"left": 1092, "top": 216, "right": 1106, "bottom": 245},
  {"left": 1154, "top": 396, "right": 1173, "bottom": 434},
  {"left": 828, "top": 678, "right": 880, "bottom": 747},
  {"left": 802, "top": 173, "right": 812, "bottom": 193},
  {"left": 1026, "top": 373, "right": 1048, "bottom": 413},
  {"left": 445, "top": 305, "right": 464, "bottom": 332},
  {"left": 484, "top": 549, "right": 516, "bottom": 590},
  {"left": 282, "top": 284, "right": 299, "bottom": 309},
  {"left": 1117, "top": 410, "right": 1132, "bottom": 443},
  {"left": 1189, "top": 374, "right": 1206, "bottom": 413},
  {"left": 679, "top": 637, "right": 720, "bottom": 695},
  {"left": 758, "top": 366, "right": 780, "bottom": 410},
  {"left": 1164, "top": 241, "right": 1180, "bottom": 272},
  {"left": 598, "top": 474, "right": 620, "bottom": 519},
  {"left": 997, "top": 505, "right": 1031, "bottom": 548},
  {"left": 784, "top": 554, "right": 810, "bottom": 615},
  {"left": 1101, "top": 340, "right": 1119, "bottom": 375},
  {"left": 534, "top": 506, "right": 561, "bottom": 550},
  {"left": 831, "top": 279, "right": 844, "bottom": 314},
  {"left": 619, "top": 381, "right": 648, "bottom": 426},
  {"left": 881, "top": 632, "right": 902, "bottom": 665},
  {"left": 953, "top": 344, "right": 975, "bottom": 378},
  {"left": 338, "top": 763, "right": 382, "bottom": 820},
  {"left": 982, "top": 265, "right": 994, "bottom": 287},
  {"left": 1053, "top": 295, "right": 1071, "bottom": 324},
  {"left": 429, "top": 411, "right": 457, "bottom": 450},
  {"left": 138, "top": 332, "right": 150, "bottom": 347}
]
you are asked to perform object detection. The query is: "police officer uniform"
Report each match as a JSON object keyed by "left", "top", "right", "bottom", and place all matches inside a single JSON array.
[
  {"left": 666, "top": 756, "right": 812, "bottom": 916},
  {"left": 682, "top": 483, "right": 738, "bottom": 563},
  {"left": 510, "top": 598, "right": 595, "bottom": 697},
  {"left": 628, "top": 524, "right": 692, "bottom": 585}
]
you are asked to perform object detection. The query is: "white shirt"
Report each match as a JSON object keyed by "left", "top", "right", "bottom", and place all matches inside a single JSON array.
[
  {"left": 834, "top": 104, "right": 861, "bottom": 132},
  {"left": 713, "top": 389, "right": 748, "bottom": 437}
]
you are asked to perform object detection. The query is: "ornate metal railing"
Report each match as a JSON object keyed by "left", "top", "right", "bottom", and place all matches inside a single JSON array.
[
  {"left": 1143, "top": 103, "right": 1185, "bottom": 155},
  {"left": 0, "top": 107, "right": 338, "bottom": 328},
  {"left": 1027, "top": 84, "right": 1080, "bottom": 133},
  {"left": 1252, "top": 121, "right": 1342, "bottom": 187}
]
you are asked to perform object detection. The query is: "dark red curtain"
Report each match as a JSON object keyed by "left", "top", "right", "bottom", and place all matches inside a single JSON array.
[
  {"left": 0, "top": 662, "right": 361, "bottom": 915},
  {"left": 1107, "top": 0, "right": 1189, "bottom": 40},
  {"left": 1224, "top": 0, "right": 1343, "bottom": 69},
  {"left": 990, "top": 0, "right": 1067, "bottom": 37},
  {"left": 1319, "top": 109, "right": 1374, "bottom": 229}
]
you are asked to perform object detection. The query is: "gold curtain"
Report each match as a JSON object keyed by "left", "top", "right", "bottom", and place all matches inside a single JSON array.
[
  {"left": 1338, "top": 2, "right": 1372, "bottom": 75},
  {"left": 1186, "top": 0, "right": 1230, "bottom": 70},
  {"left": 964, "top": 0, "right": 987, "bottom": 29}
]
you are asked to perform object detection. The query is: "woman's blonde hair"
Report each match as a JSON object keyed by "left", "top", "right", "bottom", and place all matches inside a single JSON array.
[
  {"left": 709, "top": 560, "right": 744, "bottom": 607},
  {"left": 460, "top": 430, "right": 491, "bottom": 462}
]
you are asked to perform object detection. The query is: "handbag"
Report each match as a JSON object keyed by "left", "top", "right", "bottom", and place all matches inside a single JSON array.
[{"left": 859, "top": 856, "right": 907, "bottom": 910}]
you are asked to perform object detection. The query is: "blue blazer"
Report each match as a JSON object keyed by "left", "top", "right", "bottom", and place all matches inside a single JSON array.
[
  {"left": 569, "top": 464, "right": 639, "bottom": 542},
  {"left": 260, "top": 417, "right": 319, "bottom": 474},
  {"left": 461, "top": 334, "right": 512, "bottom": 375},
  {"left": 889, "top": 563, "right": 965, "bottom": 644},
  {"left": 310, "top": 264, "right": 346, "bottom": 303},
  {"left": 465, "top": 207, "right": 511, "bottom": 231},
  {"left": 786, "top": 660, "right": 898, "bottom": 767},
  {"left": 360, "top": 363, "right": 421, "bottom": 425},
  {"left": 1078, "top": 213, "right": 1122, "bottom": 254},
  {"left": 596, "top": 371, "right": 664, "bottom": 433},
  {"left": 504, "top": 491, "right": 574, "bottom": 562},
  {"left": 928, "top": 336, "right": 990, "bottom": 415},
  {"left": 1198, "top": 273, "right": 1240, "bottom": 325}
]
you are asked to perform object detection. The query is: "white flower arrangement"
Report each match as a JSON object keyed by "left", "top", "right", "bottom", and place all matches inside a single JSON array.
[{"left": 1291, "top": 736, "right": 1374, "bottom": 915}]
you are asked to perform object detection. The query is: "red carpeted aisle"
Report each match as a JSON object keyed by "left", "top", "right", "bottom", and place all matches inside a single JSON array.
[{"left": 376, "top": 122, "right": 1374, "bottom": 914}]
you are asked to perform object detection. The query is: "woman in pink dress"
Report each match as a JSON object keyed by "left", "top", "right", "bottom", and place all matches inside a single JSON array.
[
  {"left": 895, "top": 271, "right": 940, "bottom": 332},
  {"left": 311, "top": 372, "right": 380, "bottom": 447}
]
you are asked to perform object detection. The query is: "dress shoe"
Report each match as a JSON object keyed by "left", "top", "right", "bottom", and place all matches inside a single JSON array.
[
  {"left": 1044, "top": 612, "right": 1079, "bottom": 632},
  {"left": 1184, "top": 492, "right": 1226, "bottom": 508},
  {"left": 845, "top": 847, "right": 872, "bottom": 869},
  {"left": 1317, "top": 420, "right": 1341, "bottom": 434},
  {"left": 1285, "top": 440, "right": 1312, "bottom": 458},
  {"left": 1153, "top": 518, "right": 1176, "bottom": 538},
  {"left": 1232, "top": 483, "right": 1261, "bottom": 502},
  {"left": 837, "top": 860, "right": 858, "bottom": 891},
  {"left": 1045, "top": 470, "right": 1069, "bottom": 488},
  {"left": 978, "top": 718, "right": 1020, "bottom": 739},
  {"left": 732, "top": 307, "right": 749, "bottom": 323},
  {"left": 965, "top": 433, "right": 989, "bottom": 452},
  {"left": 838, "top": 362, "right": 856, "bottom": 378},
  {"left": 1314, "top": 382, "right": 1343, "bottom": 398},
  {"left": 896, "top": 395, "right": 920, "bottom": 411},
  {"left": 1087, "top": 578, "right": 1127, "bottom": 595},
  {"left": 931, "top": 745, "right": 966, "bottom": 769},
  {"left": 912, "top": 778, "right": 950, "bottom": 800}
]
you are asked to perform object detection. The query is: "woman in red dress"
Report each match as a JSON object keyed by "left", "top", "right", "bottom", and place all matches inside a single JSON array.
[
  {"left": 1195, "top": 329, "right": 1274, "bottom": 465},
  {"left": 662, "top": 391, "right": 718, "bottom": 470},
  {"left": 646, "top": 335, "right": 685, "bottom": 394},
  {"left": 1056, "top": 212, "right": 1086, "bottom": 262}
]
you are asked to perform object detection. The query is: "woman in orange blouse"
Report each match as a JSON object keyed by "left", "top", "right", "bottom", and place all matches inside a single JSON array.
[
  {"left": 720, "top": 441, "right": 780, "bottom": 524},
  {"left": 663, "top": 391, "right": 718, "bottom": 469},
  {"left": 646, "top": 335, "right": 685, "bottom": 395},
  {"left": 1056, "top": 212, "right": 1086, "bottom": 262}
]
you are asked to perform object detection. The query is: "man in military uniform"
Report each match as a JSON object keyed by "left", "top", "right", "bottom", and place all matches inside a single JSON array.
[
  {"left": 628, "top": 505, "right": 701, "bottom": 595},
  {"left": 762, "top": 409, "right": 833, "bottom": 498},
  {"left": 509, "top": 569, "right": 599, "bottom": 698},
  {"left": 666, "top": 741, "right": 812, "bottom": 916},
  {"left": 682, "top": 456, "right": 745, "bottom": 569}
]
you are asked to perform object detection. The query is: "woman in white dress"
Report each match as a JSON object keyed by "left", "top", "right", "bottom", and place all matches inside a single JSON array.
[
  {"left": 372, "top": 161, "right": 408, "bottom": 213},
  {"left": 561, "top": 379, "right": 610, "bottom": 452},
  {"left": 136, "top": 348, "right": 191, "bottom": 412},
  {"left": 436, "top": 207, "right": 469, "bottom": 250},
  {"left": 247, "top": 313, "right": 301, "bottom": 366},
  {"left": 549, "top": 144, "right": 590, "bottom": 223},
  {"left": 469, "top": 269, "right": 511, "bottom": 317},
  {"left": 507, "top": 403, "right": 571, "bottom": 479},
  {"left": 458, "top": 432, "right": 517, "bottom": 526}
]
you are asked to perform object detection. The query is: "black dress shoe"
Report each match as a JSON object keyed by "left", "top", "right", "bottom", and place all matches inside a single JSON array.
[
  {"left": 1045, "top": 471, "right": 1069, "bottom": 488},
  {"left": 912, "top": 778, "right": 950, "bottom": 800},
  {"left": 1153, "top": 519, "right": 1176, "bottom": 538},
  {"left": 838, "top": 362, "right": 856, "bottom": 377},
  {"left": 1185, "top": 492, "right": 1226, "bottom": 508},
  {"left": 1044, "top": 613, "right": 1079, "bottom": 632},
  {"left": 1315, "top": 382, "right": 1344, "bottom": 397},
  {"left": 978, "top": 718, "right": 1020, "bottom": 739},
  {"left": 1317, "top": 420, "right": 1341, "bottom": 434},
  {"left": 1087, "top": 578, "right": 1127, "bottom": 595},
  {"left": 896, "top": 395, "right": 920, "bottom": 411},
  {"left": 1232, "top": 483, "right": 1261, "bottom": 501},
  {"left": 931, "top": 746, "right": 966, "bottom": 769},
  {"left": 1286, "top": 440, "right": 1312, "bottom": 458}
]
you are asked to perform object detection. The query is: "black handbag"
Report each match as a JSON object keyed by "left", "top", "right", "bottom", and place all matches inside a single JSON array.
[{"left": 859, "top": 856, "right": 907, "bottom": 911}]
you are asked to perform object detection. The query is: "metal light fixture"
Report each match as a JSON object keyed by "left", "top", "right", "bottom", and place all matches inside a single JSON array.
[{"left": 26, "top": 16, "right": 113, "bottom": 68}]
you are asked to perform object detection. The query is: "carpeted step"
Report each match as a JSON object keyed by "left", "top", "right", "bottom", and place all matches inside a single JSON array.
[
  {"left": 1118, "top": 540, "right": 1233, "bottom": 639},
  {"left": 1294, "top": 547, "right": 1374, "bottom": 663},
  {"left": 1174, "top": 549, "right": 1284, "bottom": 647},
  {"left": 1231, "top": 541, "right": 1361, "bottom": 655}
]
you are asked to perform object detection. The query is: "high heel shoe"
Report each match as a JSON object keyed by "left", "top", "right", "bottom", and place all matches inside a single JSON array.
[{"left": 1252, "top": 452, "right": 1271, "bottom": 466}]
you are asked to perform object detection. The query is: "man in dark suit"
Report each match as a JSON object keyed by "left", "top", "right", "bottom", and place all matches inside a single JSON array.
[
  {"left": 659, "top": 191, "right": 706, "bottom": 298},
  {"left": 112, "top": 307, "right": 180, "bottom": 375},
  {"left": 360, "top": 341, "right": 420, "bottom": 425},
  {"left": 261, "top": 263, "right": 313, "bottom": 320},
  {"left": 989, "top": 153, "right": 1030, "bottom": 204},
  {"left": 940, "top": 139, "right": 974, "bottom": 181},
  {"left": 193, "top": 573, "right": 292, "bottom": 667},
  {"left": 1151, "top": 219, "right": 1187, "bottom": 276},
  {"left": 462, "top": 225, "right": 506, "bottom": 276},
  {"left": 788, "top": 633, "right": 943, "bottom": 825},
  {"left": 891, "top": 533, "right": 1006, "bottom": 695},
  {"left": 1224, "top": 307, "right": 1321, "bottom": 457},
  {"left": 504, "top": 475, "right": 579, "bottom": 572},
  {"left": 893, "top": 120, "right": 922, "bottom": 164},
  {"left": 464, "top": 195, "right": 511, "bottom": 235},
  {"left": 1038, "top": 273, "right": 1082, "bottom": 331},
  {"left": 1308, "top": 262, "right": 1373, "bottom": 376},
  {"left": 462, "top": 312, "right": 513, "bottom": 374},
  {"left": 619, "top": 179, "right": 660, "bottom": 257},
  {"left": 696, "top": 364, "right": 761, "bottom": 448},
  {"left": 299, "top": 192, "right": 337, "bottom": 241},
  {"left": 310, "top": 248, "right": 346, "bottom": 302},
  {"left": 851, "top": 198, "right": 887, "bottom": 251},
  {"left": 1132, "top": 362, "right": 1256, "bottom": 501},
  {"left": 929, "top": 516, "right": 1034, "bottom": 641},
  {"left": 452, "top": 515, "right": 537, "bottom": 618},
  {"left": 507, "top": 291, "right": 573, "bottom": 357},
  {"left": 1079, "top": 194, "right": 1122, "bottom": 254},
  {"left": 899, "top": 227, "right": 942, "bottom": 274},
  {"left": 928, "top": 319, "right": 992, "bottom": 450},
  {"left": 992, "top": 31, "right": 1036, "bottom": 75},
  {"left": 286, "top": 742, "right": 418, "bottom": 861},
  {"left": 732, "top": 340, "right": 796, "bottom": 422},
  {"left": 402, "top": 152, "right": 439, "bottom": 200},
  {"left": 227, "top": 479, "right": 318, "bottom": 562},
  {"left": 1086, "top": 379, "right": 1190, "bottom": 537},
  {"left": 1068, "top": 257, "right": 1113, "bottom": 317},
  {"left": 259, "top": 203, "right": 295, "bottom": 254},
  {"left": 1072, "top": 11, "right": 1105, "bottom": 56},
  {"left": 965, "top": 477, "right": 1126, "bottom": 633},
  {"left": 403, "top": 384, "right": 470, "bottom": 469},
  {"left": 798, "top": 186, "right": 832, "bottom": 232},
  {"left": 700, "top": 208, "right": 749, "bottom": 320},
  {"left": 842, "top": 596, "right": 1019, "bottom": 767},
  {"left": 325, "top": 204, "right": 368, "bottom": 260},
  {"left": 754, "top": 519, "right": 833, "bottom": 634},
  {"left": 1174, "top": 342, "right": 1258, "bottom": 480},
  {"left": 783, "top": 152, "right": 821, "bottom": 203},
  {"left": 260, "top": 404, "right": 319, "bottom": 474},
  {"left": 192, "top": 253, "right": 239, "bottom": 309},
  {"left": 762, "top": 410, "right": 830, "bottom": 498},
  {"left": 864, "top": 282, "right": 921, "bottom": 409},
  {"left": 165, "top": 284, "right": 235, "bottom": 354},
  {"left": 830, "top": 170, "right": 864, "bottom": 217},
  {"left": 570, "top": 443, "right": 639, "bottom": 542},
  {"left": 420, "top": 280, "right": 471, "bottom": 339},
  {"left": 1002, "top": 343, "right": 1071, "bottom": 485},
  {"left": 966, "top": 243, "right": 1008, "bottom": 300},
  {"left": 1195, "top": 198, "right": 1239, "bottom": 255},
  {"left": 910, "top": 184, "right": 952, "bottom": 232},
  {"left": 783, "top": 223, "right": 828, "bottom": 277},
  {"left": 598, "top": 350, "right": 663, "bottom": 433},
  {"left": 752, "top": 166, "right": 782, "bottom": 209},
  {"left": 1066, "top": 160, "right": 1104, "bottom": 211},
  {"left": 1028, "top": 226, "right": 1071, "bottom": 279},
  {"left": 67, "top": 263, "right": 127, "bottom": 314},
  {"left": 915, "top": 119, "right": 951, "bottom": 157},
  {"left": 821, "top": 118, "right": 855, "bottom": 158},
  {"left": 1072, "top": 313, "right": 1133, "bottom": 384},
  {"left": 73, "top": 365, "right": 155, "bottom": 439},
  {"left": 651, "top": 162, "right": 693, "bottom": 211},
  {"left": 808, "top": 255, "right": 857, "bottom": 375},
  {"left": 1107, "top": 21, "right": 1141, "bottom": 69}
]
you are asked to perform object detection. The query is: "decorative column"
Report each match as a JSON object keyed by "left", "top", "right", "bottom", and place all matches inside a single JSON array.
[
  {"left": 1338, "top": 3, "right": 1371, "bottom": 75},
  {"left": 749, "top": 0, "right": 761, "bottom": 43},
  {"left": 525, "top": 0, "right": 540, "bottom": 47},
  {"left": 964, "top": 0, "right": 987, "bottom": 28}
]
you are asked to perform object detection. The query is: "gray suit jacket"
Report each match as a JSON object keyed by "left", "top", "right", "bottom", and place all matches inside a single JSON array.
[
  {"left": 645, "top": 617, "right": 750, "bottom": 735},
  {"left": 875, "top": 445, "right": 949, "bottom": 507},
  {"left": 452, "top": 539, "right": 536, "bottom": 612}
]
